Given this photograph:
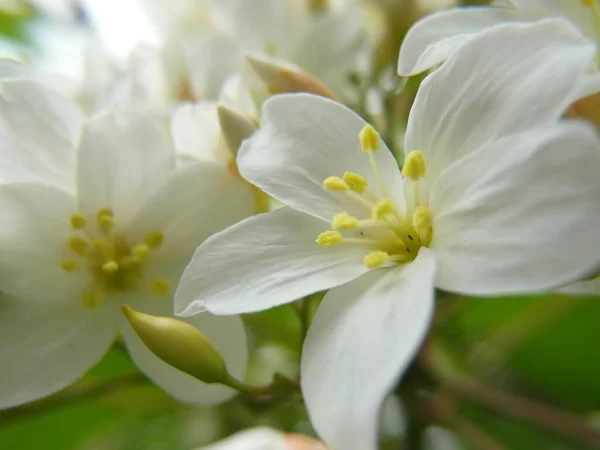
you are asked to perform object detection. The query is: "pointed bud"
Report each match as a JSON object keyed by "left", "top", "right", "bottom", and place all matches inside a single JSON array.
[
  {"left": 217, "top": 105, "right": 259, "bottom": 156},
  {"left": 246, "top": 55, "right": 337, "bottom": 100},
  {"left": 122, "top": 305, "right": 230, "bottom": 384}
]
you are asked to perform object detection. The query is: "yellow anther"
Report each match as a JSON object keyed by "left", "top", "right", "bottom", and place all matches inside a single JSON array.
[
  {"left": 145, "top": 231, "right": 164, "bottom": 249},
  {"left": 332, "top": 212, "right": 359, "bottom": 230},
  {"left": 402, "top": 151, "right": 426, "bottom": 180},
  {"left": 413, "top": 206, "right": 432, "bottom": 230},
  {"left": 150, "top": 277, "right": 172, "bottom": 295},
  {"left": 92, "top": 238, "right": 109, "bottom": 252},
  {"left": 60, "top": 259, "right": 79, "bottom": 272},
  {"left": 359, "top": 124, "right": 380, "bottom": 152},
  {"left": 70, "top": 213, "right": 87, "bottom": 230},
  {"left": 372, "top": 199, "right": 394, "bottom": 220},
  {"left": 323, "top": 176, "right": 349, "bottom": 191},
  {"left": 316, "top": 230, "right": 343, "bottom": 247},
  {"left": 363, "top": 251, "right": 389, "bottom": 269},
  {"left": 82, "top": 289, "right": 103, "bottom": 309},
  {"left": 68, "top": 236, "right": 88, "bottom": 255},
  {"left": 132, "top": 244, "right": 150, "bottom": 263},
  {"left": 99, "top": 215, "right": 116, "bottom": 231},
  {"left": 102, "top": 260, "right": 119, "bottom": 274},
  {"left": 343, "top": 172, "right": 368, "bottom": 193}
]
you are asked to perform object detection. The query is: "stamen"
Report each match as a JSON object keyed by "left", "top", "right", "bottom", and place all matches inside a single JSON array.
[
  {"left": 61, "top": 259, "right": 79, "bottom": 272},
  {"left": 145, "top": 231, "right": 164, "bottom": 249},
  {"left": 363, "top": 251, "right": 388, "bottom": 269},
  {"left": 323, "top": 176, "right": 349, "bottom": 191},
  {"left": 92, "top": 238, "right": 109, "bottom": 253},
  {"left": 359, "top": 124, "right": 380, "bottom": 152},
  {"left": 413, "top": 206, "right": 433, "bottom": 245},
  {"left": 372, "top": 199, "right": 395, "bottom": 220},
  {"left": 68, "top": 236, "right": 88, "bottom": 255},
  {"left": 70, "top": 213, "right": 87, "bottom": 230},
  {"left": 150, "top": 278, "right": 172, "bottom": 295},
  {"left": 332, "top": 212, "right": 359, "bottom": 230},
  {"left": 132, "top": 244, "right": 150, "bottom": 263},
  {"left": 82, "top": 289, "right": 103, "bottom": 309},
  {"left": 99, "top": 215, "right": 116, "bottom": 231},
  {"left": 402, "top": 151, "right": 426, "bottom": 181},
  {"left": 343, "top": 172, "right": 368, "bottom": 193},
  {"left": 102, "top": 261, "right": 119, "bottom": 274},
  {"left": 316, "top": 230, "right": 343, "bottom": 247}
]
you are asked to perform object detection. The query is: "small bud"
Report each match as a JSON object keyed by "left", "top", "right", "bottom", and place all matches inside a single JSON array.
[
  {"left": 217, "top": 105, "right": 259, "bottom": 156},
  {"left": 246, "top": 55, "right": 337, "bottom": 100},
  {"left": 122, "top": 305, "right": 230, "bottom": 384}
]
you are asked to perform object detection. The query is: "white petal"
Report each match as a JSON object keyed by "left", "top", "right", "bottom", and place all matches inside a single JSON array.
[
  {"left": 397, "top": 7, "right": 517, "bottom": 76},
  {"left": 405, "top": 19, "right": 595, "bottom": 183},
  {"left": 238, "top": 93, "right": 405, "bottom": 222},
  {"left": 575, "top": 73, "right": 600, "bottom": 99},
  {"left": 76, "top": 111, "right": 176, "bottom": 226},
  {"left": 0, "top": 295, "right": 117, "bottom": 408},
  {"left": 171, "top": 101, "right": 231, "bottom": 164},
  {"left": 430, "top": 121, "right": 600, "bottom": 295},
  {"left": 122, "top": 301, "right": 247, "bottom": 406},
  {"left": 556, "top": 279, "right": 600, "bottom": 296},
  {"left": 0, "top": 182, "right": 88, "bottom": 303},
  {"left": 199, "top": 427, "right": 287, "bottom": 450},
  {"left": 175, "top": 206, "right": 369, "bottom": 316},
  {"left": 302, "top": 248, "right": 436, "bottom": 450},
  {"left": 292, "top": 9, "right": 365, "bottom": 97},
  {"left": 128, "top": 161, "right": 255, "bottom": 264},
  {"left": 0, "top": 79, "right": 83, "bottom": 189}
]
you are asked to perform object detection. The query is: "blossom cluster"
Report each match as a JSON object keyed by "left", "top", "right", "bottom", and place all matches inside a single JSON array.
[{"left": 1, "top": 0, "right": 600, "bottom": 449}]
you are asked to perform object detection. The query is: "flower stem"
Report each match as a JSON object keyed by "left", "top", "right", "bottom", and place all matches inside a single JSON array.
[{"left": 421, "top": 344, "right": 600, "bottom": 448}]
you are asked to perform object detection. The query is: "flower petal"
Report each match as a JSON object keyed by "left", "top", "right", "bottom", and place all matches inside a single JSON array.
[
  {"left": 430, "top": 121, "right": 600, "bottom": 295},
  {"left": 128, "top": 161, "right": 255, "bottom": 264},
  {"left": 0, "top": 182, "right": 88, "bottom": 303},
  {"left": 397, "top": 7, "right": 517, "bottom": 76},
  {"left": 171, "top": 101, "right": 231, "bottom": 164},
  {"left": 175, "top": 206, "right": 369, "bottom": 316},
  {"left": 0, "top": 295, "right": 117, "bottom": 408},
  {"left": 199, "top": 427, "right": 287, "bottom": 450},
  {"left": 556, "top": 279, "right": 600, "bottom": 296},
  {"left": 405, "top": 19, "right": 595, "bottom": 183},
  {"left": 76, "top": 111, "right": 176, "bottom": 226},
  {"left": 122, "top": 299, "right": 247, "bottom": 406},
  {"left": 0, "top": 79, "right": 83, "bottom": 189},
  {"left": 301, "top": 248, "right": 436, "bottom": 450},
  {"left": 238, "top": 93, "right": 405, "bottom": 221}
]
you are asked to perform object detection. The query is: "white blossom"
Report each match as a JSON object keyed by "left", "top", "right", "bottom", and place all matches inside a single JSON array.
[{"left": 174, "top": 21, "right": 600, "bottom": 450}]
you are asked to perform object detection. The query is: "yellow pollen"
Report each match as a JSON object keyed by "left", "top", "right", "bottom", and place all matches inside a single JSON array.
[
  {"left": 323, "top": 176, "right": 349, "bottom": 191},
  {"left": 132, "top": 244, "right": 150, "bottom": 263},
  {"left": 332, "top": 212, "right": 359, "bottom": 230},
  {"left": 372, "top": 199, "right": 395, "bottom": 220},
  {"left": 70, "top": 213, "right": 87, "bottom": 230},
  {"left": 150, "top": 278, "right": 172, "bottom": 295},
  {"left": 102, "top": 260, "right": 119, "bottom": 274},
  {"left": 402, "top": 151, "right": 426, "bottom": 180},
  {"left": 82, "top": 289, "right": 103, "bottom": 309},
  {"left": 359, "top": 124, "right": 380, "bottom": 152},
  {"left": 93, "top": 238, "right": 109, "bottom": 252},
  {"left": 145, "top": 231, "right": 164, "bottom": 249},
  {"left": 68, "top": 236, "right": 88, "bottom": 255},
  {"left": 99, "top": 215, "right": 116, "bottom": 231},
  {"left": 343, "top": 172, "right": 368, "bottom": 193},
  {"left": 61, "top": 259, "right": 79, "bottom": 272},
  {"left": 316, "top": 230, "right": 343, "bottom": 247},
  {"left": 363, "top": 251, "right": 389, "bottom": 269}
]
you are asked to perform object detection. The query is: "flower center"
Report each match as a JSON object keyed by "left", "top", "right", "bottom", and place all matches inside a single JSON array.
[
  {"left": 61, "top": 208, "right": 171, "bottom": 309},
  {"left": 315, "top": 125, "right": 433, "bottom": 270}
]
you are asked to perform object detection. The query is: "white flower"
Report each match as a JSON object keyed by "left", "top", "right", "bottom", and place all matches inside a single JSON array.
[
  {"left": 196, "top": 427, "right": 326, "bottom": 450},
  {"left": 398, "top": 1, "right": 600, "bottom": 99},
  {"left": 174, "top": 21, "right": 600, "bottom": 450},
  {"left": 0, "top": 79, "right": 256, "bottom": 409},
  {"left": 143, "top": 0, "right": 371, "bottom": 101}
]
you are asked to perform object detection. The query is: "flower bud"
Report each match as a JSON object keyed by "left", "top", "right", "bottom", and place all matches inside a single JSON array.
[
  {"left": 217, "top": 105, "right": 259, "bottom": 156},
  {"left": 246, "top": 55, "right": 337, "bottom": 100},
  {"left": 122, "top": 305, "right": 230, "bottom": 384}
]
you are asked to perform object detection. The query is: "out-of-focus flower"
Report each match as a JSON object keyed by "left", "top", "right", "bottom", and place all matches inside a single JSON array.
[
  {"left": 196, "top": 427, "right": 326, "bottom": 450},
  {"left": 0, "top": 78, "right": 254, "bottom": 408},
  {"left": 398, "top": 1, "right": 600, "bottom": 99},
  {"left": 174, "top": 21, "right": 600, "bottom": 450}
]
